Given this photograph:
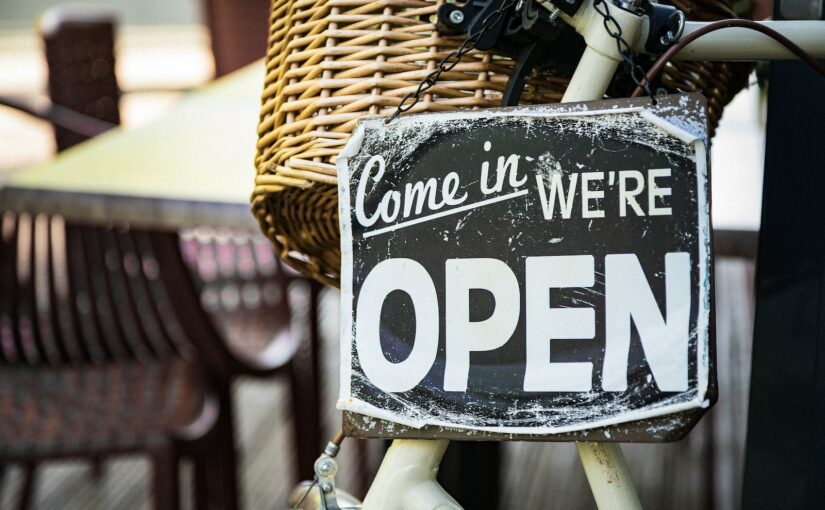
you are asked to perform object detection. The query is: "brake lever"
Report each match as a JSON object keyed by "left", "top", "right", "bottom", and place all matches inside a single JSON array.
[{"left": 436, "top": 0, "right": 586, "bottom": 106}]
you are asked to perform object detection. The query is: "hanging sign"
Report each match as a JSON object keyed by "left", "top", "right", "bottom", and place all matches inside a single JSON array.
[{"left": 337, "top": 94, "right": 713, "bottom": 436}]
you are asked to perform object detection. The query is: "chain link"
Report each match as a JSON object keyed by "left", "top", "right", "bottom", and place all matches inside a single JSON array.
[
  {"left": 591, "top": 0, "right": 656, "bottom": 101},
  {"left": 386, "top": 0, "right": 517, "bottom": 123}
]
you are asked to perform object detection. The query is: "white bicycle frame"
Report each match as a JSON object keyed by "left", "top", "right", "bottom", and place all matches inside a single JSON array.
[{"left": 356, "top": 4, "right": 825, "bottom": 509}]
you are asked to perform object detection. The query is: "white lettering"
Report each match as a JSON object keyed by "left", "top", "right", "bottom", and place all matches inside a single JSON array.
[
  {"left": 354, "top": 257, "right": 692, "bottom": 394},
  {"left": 403, "top": 179, "right": 443, "bottom": 217},
  {"left": 648, "top": 168, "right": 672, "bottom": 216},
  {"left": 581, "top": 172, "right": 605, "bottom": 219},
  {"left": 379, "top": 191, "right": 401, "bottom": 223},
  {"left": 603, "top": 253, "right": 690, "bottom": 391},
  {"left": 355, "top": 155, "right": 385, "bottom": 227},
  {"left": 482, "top": 154, "right": 523, "bottom": 194},
  {"left": 524, "top": 255, "right": 595, "bottom": 392},
  {"left": 356, "top": 259, "right": 439, "bottom": 392},
  {"left": 445, "top": 259, "right": 520, "bottom": 392},
  {"left": 536, "top": 173, "right": 578, "bottom": 220},
  {"left": 442, "top": 172, "right": 468, "bottom": 206},
  {"left": 619, "top": 170, "right": 645, "bottom": 217}
]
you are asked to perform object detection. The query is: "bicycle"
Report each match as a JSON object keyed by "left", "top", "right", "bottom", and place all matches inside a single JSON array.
[{"left": 252, "top": 0, "right": 825, "bottom": 507}]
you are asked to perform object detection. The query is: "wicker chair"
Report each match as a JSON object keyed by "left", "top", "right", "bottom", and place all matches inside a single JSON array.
[
  {"left": 178, "top": 227, "right": 324, "bottom": 483},
  {"left": 194, "top": 0, "right": 328, "bottom": 479},
  {"left": 0, "top": 9, "right": 313, "bottom": 509},
  {"left": 0, "top": 212, "right": 307, "bottom": 510},
  {"left": 0, "top": 216, "right": 214, "bottom": 509},
  {"left": 201, "top": 0, "right": 271, "bottom": 77}
]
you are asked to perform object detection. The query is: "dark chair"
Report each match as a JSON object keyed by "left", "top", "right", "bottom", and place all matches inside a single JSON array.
[
  {"left": 187, "top": 0, "right": 330, "bottom": 482},
  {"left": 0, "top": 213, "right": 304, "bottom": 510},
  {"left": 0, "top": 215, "right": 219, "bottom": 509},
  {"left": 177, "top": 227, "right": 323, "bottom": 484},
  {"left": 200, "top": 0, "right": 271, "bottom": 77},
  {"left": 39, "top": 5, "right": 120, "bottom": 151},
  {"left": 0, "top": 8, "right": 322, "bottom": 508},
  {"left": 199, "top": 0, "right": 373, "bottom": 492}
]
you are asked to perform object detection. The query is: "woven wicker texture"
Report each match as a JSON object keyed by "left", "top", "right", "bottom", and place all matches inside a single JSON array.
[
  {"left": 253, "top": 0, "right": 751, "bottom": 286},
  {"left": 0, "top": 361, "right": 203, "bottom": 456}
]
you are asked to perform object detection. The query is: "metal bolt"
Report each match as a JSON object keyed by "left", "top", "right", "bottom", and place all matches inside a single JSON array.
[
  {"left": 448, "top": 10, "right": 465, "bottom": 24},
  {"left": 659, "top": 30, "right": 676, "bottom": 46},
  {"left": 317, "top": 460, "right": 334, "bottom": 476},
  {"left": 320, "top": 482, "right": 334, "bottom": 493}
]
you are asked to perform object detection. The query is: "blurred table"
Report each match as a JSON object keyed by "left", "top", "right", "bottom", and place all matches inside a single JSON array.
[{"left": 0, "top": 61, "right": 264, "bottom": 230}]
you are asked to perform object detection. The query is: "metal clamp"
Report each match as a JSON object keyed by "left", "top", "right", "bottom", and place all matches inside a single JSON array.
[
  {"left": 289, "top": 440, "right": 362, "bottom": 510},
  {"left": 643, "top": 1, "right": 686, "bottom": 53},
  {"left": 315, "top": 442, "right": 343, "bottom": 510}
]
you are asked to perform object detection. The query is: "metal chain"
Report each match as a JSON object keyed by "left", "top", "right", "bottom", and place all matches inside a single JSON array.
[
  {"left": 591, "top": 0, "right": 656, "bottom": 101},
  {"left": 386, "top": 0, "right": 517, "bottom": 123}
]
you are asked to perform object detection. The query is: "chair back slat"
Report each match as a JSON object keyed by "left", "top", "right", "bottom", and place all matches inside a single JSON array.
[
  {"left": 14, "top": 214, "right": 46, "bottom": 364},
  {"left": 250, "top": 235, "right": 290, "bottom": 326},
  {"left": 32, "top": 213, "right": 70, "bottom": 365},
  {"left": 66, "top": 224, "right": 116, "bottom": 363},
  {"left": 132, "top": 231, "right": 195, "bottom": 358},
  {"left": 0, "top": 213, "right": 20, "bottom": 364},
  {"left": 114, "top": 229, "right": 175, "bottom": 358},
  {"left": 47, "top": 216, "right": 89, "bottom": 364},
  {"left": 179, "top": 228, "right": 294, "bottom": 358},
  {"left": 98, "top": 228, "right": 154, "bottom": 362},
  {"left": 83, "top": 226, "right": 139, "bottom": 361}
]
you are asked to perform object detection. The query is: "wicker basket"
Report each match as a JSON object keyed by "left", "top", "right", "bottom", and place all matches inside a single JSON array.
[{"left": 253, "top": 0, "right": 751, "bottom": 286}]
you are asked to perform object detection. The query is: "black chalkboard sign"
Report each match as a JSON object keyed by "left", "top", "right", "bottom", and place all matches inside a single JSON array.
[{"left": 337, "top": 94, "right": 713, "bottom": 439}]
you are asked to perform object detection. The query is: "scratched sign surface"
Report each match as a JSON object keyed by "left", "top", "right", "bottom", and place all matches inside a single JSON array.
[{"left": 337, "top": 94, "right": 713, "bottom": 435}]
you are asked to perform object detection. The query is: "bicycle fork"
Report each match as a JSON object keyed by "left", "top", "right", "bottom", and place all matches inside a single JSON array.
[
  {"left": 361, "top": 440, "right": 460, "bottom": 510},
  {"left": 360, "top": 440, "right": 641, "bottom": 510}
]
